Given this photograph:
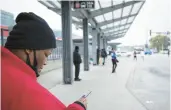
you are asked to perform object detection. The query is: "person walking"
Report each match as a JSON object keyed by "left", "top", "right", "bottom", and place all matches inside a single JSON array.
[
  {"left": 101, "top": 49, "right": 107, "bottom": 65},
  {"left": 134, "top": 50, "right": 137, "bottom": 61},
  {"left": 168, "top": 49, "right": 170, "bottom": 57},
  {"left": 73, "top": 46, "right": 82, "bottom": 81},
  {"left": 111, "top": 48, "right": 118, "bottom": 73},
  {"left": 1, "top": 12, "right": 87, "bottom": 110}
]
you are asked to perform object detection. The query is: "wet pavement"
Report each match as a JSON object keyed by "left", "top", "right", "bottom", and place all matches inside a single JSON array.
[{"left": 127, "top": 54, "right": 170, "bottom": 110}]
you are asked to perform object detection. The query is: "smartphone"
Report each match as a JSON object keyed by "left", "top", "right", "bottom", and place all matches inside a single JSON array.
[{"left": 81, "top": 91, "right": 92, "bottom": 98}]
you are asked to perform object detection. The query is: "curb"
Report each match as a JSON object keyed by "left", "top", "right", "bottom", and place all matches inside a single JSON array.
[
  {"left": 40, "top": 66, "right": 62, "bottom": 75},
  {"left": 125, "top": 63, "right": 149, "bottom": 110}
]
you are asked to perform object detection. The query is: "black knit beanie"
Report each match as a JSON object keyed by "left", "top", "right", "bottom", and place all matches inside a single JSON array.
[{"left": 5, "top": 12, "right": 56, "bottom": 50}]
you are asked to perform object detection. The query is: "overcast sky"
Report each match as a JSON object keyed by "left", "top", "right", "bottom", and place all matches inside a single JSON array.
[{"left": 0, "top": 0, "right": 170, "bottom": 46}]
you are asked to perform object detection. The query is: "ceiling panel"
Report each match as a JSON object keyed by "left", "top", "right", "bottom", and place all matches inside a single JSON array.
[
  {"left": 101, "top": 25, "right": 107, "bottom": 29},
  {"left": 95, "top": 15, "right": 104, "bottom": 22},
  {"left": 104, "top": 12, "right": 113, "bottom": 21},
  {"left": 125, "top": 24, "right": 130, "bottom": 28},
  {"left": 114, "top": 21, "right": 120, "bottom": 26},
  {"left": 104, "top": 31, "right": 110, "bottom": 34},
  {"left": 108, "top": 23, "right": 114, "bottom": 27},
  {"left": 42, "top": 1, "right": 53, "bottom": 8},
  {"left": 127, "top": 16, "right": 135, "bottom": 23},
  {"left": 120, "top": 26, "right": 125, "bottom": 30},
  {"left": 113, "top": 1, "right": 123, "bottom": 5},
  {"left": 53, "top": 1, "right": 61, "bottom": 8},
  {"left": 100, "top": 1, "right": 111, "bottom": 8},
  {"left": 113, "top": 8, "right": 122, "bottom": 18},
  {"left": 131, "top": 2, "right": 142, "bottom": 15},
  {"left": 119, "top": 30, "right": 125, "bottom": 34},
  {"left": 121, "top": 19, "right": 127, "bottom": 25},
  {"left": 113, "top": 27, "right": 120, "bottom": 31},
  {"left": 123, "top": 5, "right": 132, "bottom": 16},
  {"left": 72, "top": 17, "right": 80, "bottom": 22}
]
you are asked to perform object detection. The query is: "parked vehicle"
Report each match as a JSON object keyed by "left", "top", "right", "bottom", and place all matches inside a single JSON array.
[
  {"left": 116, "top": 51, "right": 132, "bottom": 57},
  {"left": 144, "top": 50, "right": 152, "bottom": 55}
]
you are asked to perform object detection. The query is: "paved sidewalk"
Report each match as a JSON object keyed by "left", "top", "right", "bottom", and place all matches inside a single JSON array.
[
  {"left": 40, "top": 60, "right": 62, "bottom": 74},
  {"left": 38, "top": 57, "right": 147, "bottom": 110}
]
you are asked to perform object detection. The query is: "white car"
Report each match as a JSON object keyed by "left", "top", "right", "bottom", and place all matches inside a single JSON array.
[{"left": 116, "top": 51, "right": 132, "bottom": 57}]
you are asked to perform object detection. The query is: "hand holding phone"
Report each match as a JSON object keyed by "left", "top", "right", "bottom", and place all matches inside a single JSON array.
[
  {"left": 81, "top": 91, "right": 92, "bottom": 98},
  {"left": 77, "top": 91, "right": 92, "bottom": 109}
]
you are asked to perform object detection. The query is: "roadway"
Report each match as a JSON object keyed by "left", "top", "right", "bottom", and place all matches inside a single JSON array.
[{"left": 127, "top": 54, "right": 170, "bottom": 110}]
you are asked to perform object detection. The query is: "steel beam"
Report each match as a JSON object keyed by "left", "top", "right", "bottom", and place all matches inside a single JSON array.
[
  {"left": 108, "top": 35, "right": 124, "bottom": 40},
  {"left": 47, "top": 1, "right": 60, "bottom": 9},
  {"left": 102, "top": 22, "right": 131, "bottom": 31},
  {"left": 104, "top": 28, "right": 128, "bottom": 34},
  {"left": 98, "top": 14, "right": 137, "bottom": 27},
  {"left": 90, "top": 1, "right": 140, "bottom": 18},
  {"left": 106, "top": 32, "right": 126, "bottom": 38}
]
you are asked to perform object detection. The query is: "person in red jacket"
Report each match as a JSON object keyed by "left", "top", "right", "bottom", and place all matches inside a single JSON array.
[{"left": 1, "top": 12, "right": 87, "bottom": 110}]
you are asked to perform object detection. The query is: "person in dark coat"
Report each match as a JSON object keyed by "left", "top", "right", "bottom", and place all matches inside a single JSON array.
[
  {"left": 1, "top": 12, "right": 87, "bottom": 110},
  {"left": 73, "top": 46, "right": 82, "bottom": 81},
  {"left": 168, "top": 49, "right": 170, "bottom": 57},
  {"left": 101, "top": 49, "right": 107, "bottom": 65},
  {"left": 134, "top": 50, "right": 137, "bottom": 61}
]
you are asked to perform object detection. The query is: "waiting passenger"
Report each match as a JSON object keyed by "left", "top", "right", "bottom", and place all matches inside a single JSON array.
[
  {"left": 73, "top": 46, "right": 82, "bottom": 81},
  {"left": 1, "top": 12, "right": 87, "bottom": 110}
]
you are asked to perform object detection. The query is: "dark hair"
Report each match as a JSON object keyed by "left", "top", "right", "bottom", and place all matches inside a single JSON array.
[{"left": 75, "top": 46, "right": 79, "bottom": 50}]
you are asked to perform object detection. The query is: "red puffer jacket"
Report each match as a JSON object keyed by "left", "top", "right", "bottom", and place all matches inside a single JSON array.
[{"left": 1, "top": 47, "right": 85, "bottom": 110}]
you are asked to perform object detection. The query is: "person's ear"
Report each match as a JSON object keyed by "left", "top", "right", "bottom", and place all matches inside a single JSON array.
[{"left": 25, "top": 49, "right": 33, "bottom": 54}]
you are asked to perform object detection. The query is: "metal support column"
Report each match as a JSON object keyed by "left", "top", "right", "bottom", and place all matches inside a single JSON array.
[
  {"left": 97, "top": 33, "right": 100, "bottom": 49},
  {"left": 61, "top": 1, "right": 73, "bottom": 84},
  {"left": 83, "top": 18, "right": 89, "bottom": 71},
  {"left": 100, "top": 37, "right": 103, "bottom": 49},
  {"left": 103, "top": 38, "right": 105, "bottom": 49},
  {"left": 104, "top": 37, "right": 107, "bottom": 50},
  {"left": 105, "top": 38, "right": 108, "bottom": 49},
  {"left": 92, "top": 31, "right": 97, "bottom": 65}
]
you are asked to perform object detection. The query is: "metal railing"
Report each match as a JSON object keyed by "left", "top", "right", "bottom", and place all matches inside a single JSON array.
[{"left": 47, "top": 46, "right": 63, "bottom": 61}]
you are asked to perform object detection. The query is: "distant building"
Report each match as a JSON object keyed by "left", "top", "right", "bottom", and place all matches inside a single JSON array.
[
  {"left": 0, "top": 10, "right": 15, "bottom": 26},
  {"left": 53, "top": 30, "right": 62, "bottom": 40},
  {"left": 0, "top": 10, "right": 15, "bottom": 46}
]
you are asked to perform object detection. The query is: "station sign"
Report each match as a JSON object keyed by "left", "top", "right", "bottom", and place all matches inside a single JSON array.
[{"left": 73, "top": 1, "right": 95, "bottom": 10}]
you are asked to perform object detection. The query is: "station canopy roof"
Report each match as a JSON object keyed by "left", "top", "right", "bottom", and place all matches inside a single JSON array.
[{"left": 38, "top": 0, "right": 145, "bottom": 41}]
